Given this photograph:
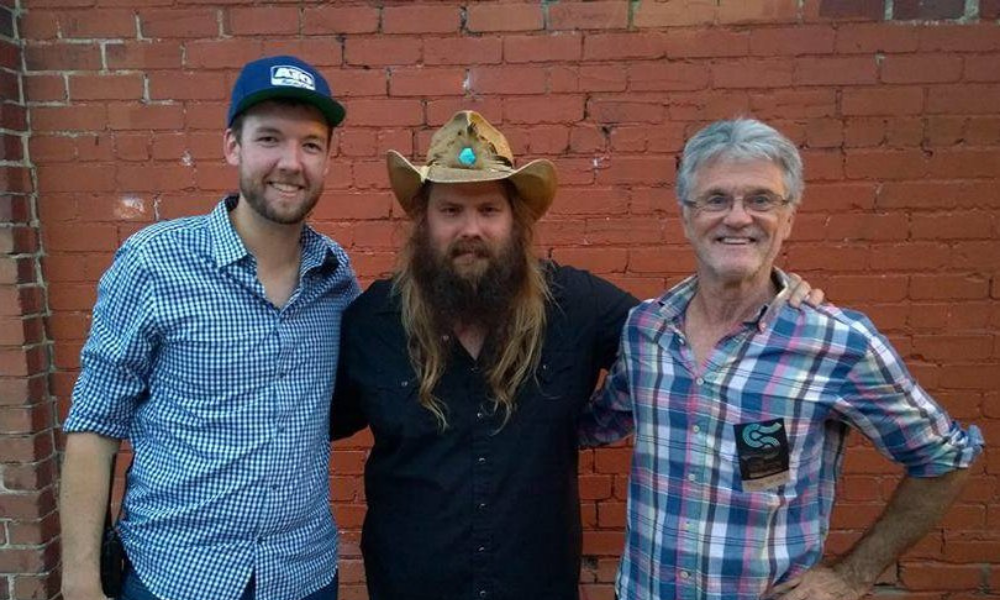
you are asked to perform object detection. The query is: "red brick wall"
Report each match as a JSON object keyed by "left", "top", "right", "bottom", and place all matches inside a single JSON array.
[
  {"left": 1, "top": 1, "right": 61, "bottom": 598},
  {"left": 14, "top": 1, "right": 1000, "bottom": 599}
]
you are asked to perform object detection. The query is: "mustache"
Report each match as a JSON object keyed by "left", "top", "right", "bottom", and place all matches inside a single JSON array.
[{"left": 449, "top": 238, "right": 491, "bottom": 259}]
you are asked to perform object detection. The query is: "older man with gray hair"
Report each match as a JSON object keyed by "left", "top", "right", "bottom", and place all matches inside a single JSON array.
[{"left": 580, "top": 118, "right": 983, "bottom": 600}]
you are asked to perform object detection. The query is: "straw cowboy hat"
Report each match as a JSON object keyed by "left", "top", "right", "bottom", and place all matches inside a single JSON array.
[{"left": 387, "top": 111, "right": 558, "bottom": 221}]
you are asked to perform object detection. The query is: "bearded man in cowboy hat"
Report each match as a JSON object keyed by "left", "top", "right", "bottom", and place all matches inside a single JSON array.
[{"left": 330, "top": 111, "right": 820, "bottom": 600}]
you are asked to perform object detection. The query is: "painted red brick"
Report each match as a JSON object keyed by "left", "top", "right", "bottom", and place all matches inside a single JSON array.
[{"left": 466, "top": 3, "right": 543, "bottom": 33}]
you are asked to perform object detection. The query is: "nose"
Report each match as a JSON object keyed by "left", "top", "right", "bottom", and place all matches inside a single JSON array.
[
  {"left": 276, "top": 142, "right": 304, "bottom": 172},
  {"left": 722, "top": 198, "right": 754, "bottom": 226},
  {"left": 458, "top": 212, "right": 484, "bottom": 238}
]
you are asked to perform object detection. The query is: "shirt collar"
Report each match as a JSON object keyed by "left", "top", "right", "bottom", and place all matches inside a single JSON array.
[
  {"left": 208, "top": 194, "right": 248, "bottom": 268},
  {"left": 207, "top": 194, "right": 340, "bottom": 274},
  {"left": 656, "top": 268, "right": 791, "bottom": 334}
]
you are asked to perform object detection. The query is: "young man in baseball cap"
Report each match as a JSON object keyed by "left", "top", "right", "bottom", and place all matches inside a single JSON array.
[{"left": 61, "top": 55, "right": 357, "bottom": 600}]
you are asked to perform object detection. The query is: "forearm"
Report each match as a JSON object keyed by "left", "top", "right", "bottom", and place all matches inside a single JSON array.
[
  {"left": 60, "top": 432, "right": 121, "bottom": 597},
  {"left": 834, "top": 469, "right": 969, "bottom": 589}
]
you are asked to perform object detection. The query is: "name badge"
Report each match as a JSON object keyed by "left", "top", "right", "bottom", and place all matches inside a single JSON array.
[{"left": 734, "top": 419, "right": 790, "bottom": 492}]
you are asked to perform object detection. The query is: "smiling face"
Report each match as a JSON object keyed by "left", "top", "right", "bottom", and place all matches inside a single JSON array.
[
  {"left": 682, "top": 157, "right": 795, "bottom": 288},
  {"left": 224, "top": 100, "right": 331, "bottom": 226}
]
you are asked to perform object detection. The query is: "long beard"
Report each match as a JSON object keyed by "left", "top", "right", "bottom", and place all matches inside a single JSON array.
[{"left": 410, "top": 228, "right": 528, "bottom": 333}]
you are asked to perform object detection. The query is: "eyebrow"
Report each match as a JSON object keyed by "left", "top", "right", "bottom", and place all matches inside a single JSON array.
[{"left": 702, "top": 186, "right": 778, "bottom": 196}]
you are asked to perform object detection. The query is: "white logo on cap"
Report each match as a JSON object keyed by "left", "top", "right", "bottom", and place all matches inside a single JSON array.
[{"left": 270, "top": 65, "right": 316, "bottom": 90}]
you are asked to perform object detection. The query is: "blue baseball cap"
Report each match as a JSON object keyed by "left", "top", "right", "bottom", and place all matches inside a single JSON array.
[{"left": 227, "top": 55, "right": 346, "bottom": 128}]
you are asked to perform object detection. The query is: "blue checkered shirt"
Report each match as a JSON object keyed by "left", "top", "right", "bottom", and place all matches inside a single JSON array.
[
  {"left": 580, "top": 271, "right": 983, "bottom": 600},
  {"left": 65, "top": 196, "right": 360, "bottom": 600}
]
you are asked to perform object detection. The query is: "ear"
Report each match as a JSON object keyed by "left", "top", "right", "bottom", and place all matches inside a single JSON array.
[{"left": 224, "top": 129, "right": 240, "bottom": 167}]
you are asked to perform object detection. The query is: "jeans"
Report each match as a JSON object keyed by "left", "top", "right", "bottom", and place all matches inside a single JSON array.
[{"left": 119, "top": 567, "right": 338, "bottom": 600}]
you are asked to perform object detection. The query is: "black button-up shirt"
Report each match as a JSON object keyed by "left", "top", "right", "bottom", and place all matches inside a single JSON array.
[{"left": 331, "top": 263, "right": 637, "bottom": 600}]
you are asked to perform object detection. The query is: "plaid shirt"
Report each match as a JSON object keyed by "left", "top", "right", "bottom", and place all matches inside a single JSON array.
[
  {"left": 65, "top": 196, "right": 360, "bottom": 600},
  {"left": 580, "top": 271, "right": 983, "bottom": 600}
]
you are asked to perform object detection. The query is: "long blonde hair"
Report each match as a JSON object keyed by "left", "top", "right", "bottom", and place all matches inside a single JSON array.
[{"left": 393, "top": 185, "right": 551, "bottom": 430}]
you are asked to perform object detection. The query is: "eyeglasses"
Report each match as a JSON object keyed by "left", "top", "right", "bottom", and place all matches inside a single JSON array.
[{"left": 684, "top": 191, "right": 790, "bottom": 214}]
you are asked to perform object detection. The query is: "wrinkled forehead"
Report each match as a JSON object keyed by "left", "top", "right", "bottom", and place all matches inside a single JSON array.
[{"left": 692, "top": 156, "right": 787, "bottom": 196}]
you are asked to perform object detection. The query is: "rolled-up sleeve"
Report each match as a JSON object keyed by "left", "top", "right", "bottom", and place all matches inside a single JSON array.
[
  {"left": 836, "top": 330, "right": 984, "bottom": 477},
  {"left": 64, "top": 243, "right": 158, "bottom": 439}
]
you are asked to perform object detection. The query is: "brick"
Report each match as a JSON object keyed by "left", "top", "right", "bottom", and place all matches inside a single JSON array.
[
  {"left": 24, "top": 43, "right": 102, "bottom": 71},
  {"left": 345, "top": 99, "right": 423, "bottom": 127},
  {"left": 900, "top": 564, "right": 986, "bottom": 590},
  {"left": 550, "top": 65, "right": 627, "bottom": 93},
  {"left": 468, "top": 65, "right": 545, "bottom": 95},
  {"left": 912, "top": 211, "right": 994, "bottom": 240},
  {"left": 503, "top": 95, "right": 584, "bottom": 124},
  {"left": 29, "top": 105, "right": 107, "bottom": 133},
  {"left": 911, "top": 275, "right": 990, "bottom": 301},
  {"left": 503, "top": 33, "right": 582, "bottom": 63},
  {"left": 881, "top": 54, "right": 962, "bottom": 84},
  {"left": 713, "top": 58, "right": 794, "bottom": 89},
  {"left": 963, "top": 55, "right": 1000, "bottom": 83},
  {"left": 327, "top": 69, "right": 387, "bottom": 98},
  {"left": 140, "top": 9, "right": 219, "bottom": 38},
  {"left": 928, "top": 149, "right": 1000, "bottom": 178},
  {"left": 633, "top": 0, "right": 717, "bottom": 27},
  {"left": 425, "top": 97, "right": 503, "bottom": 126},
  {"left": 301, "top": 6, "right": 379, "bottom": 35},
  {"left": 588, "top": 99, "right": 665, "bottom": 124},
  {"left": 595, "top": 156, "right": 674, "bottom": 186},
  {"left": 845, "top": 149, "right": 927, "bottom": 179},
  {"left": 749, "top": 26, "right": 836, "bottom": 56},
  {"left": 893, "top": 0, "right": 965, "bottom": 20},
  {"left": 108, "top": 103, "right": 184, "bottom": 130},
  {"left": 927, "top": 84, "right": 1000, "bottom": 114},
  {"left": 842, "top": 86, "right": 925, "bottom": 116},
  {"left": 827, "top": 213, "right": 910, "bottom": 241},
  {"left": 389, "top": 66, "right": 465, "bottom": 97},
  {"left": 818, "top": 0, "right": 885, "bottom": 19},
  {"left": 550, "top": 246, "right": 627, "bottom": 273},
  {"left": 345, "top": 37, "right": 422, "bottom": 66},
  {"left": 226, "top": 6, "right": 298, "bottom": 35},
  {"left": 382, "top": 5, "right": 459, "bottom": 34},
  {"left": 12, "top": 573, "right": 60, "bottom": 599},
  {"left": 718, "top": 0, "right": 799, "bottom": 23},
  {"left": 105, "top": 41, "right": 182, "bottom": 69},
  {"left": 424, "top": 36, "right": 502, "bottom": 66},
  {"left": 795, "top": 56, "right": 878, "bottom": 85},
  {"left": 750, "top": 89, "right": 837, "bottom": 119},
  {"left": 548, "top": 2, "right": 629, "bottom": 30},
  {"left": 69, "top": 74, "right": 143, "bottom": 101},
  {"left": 664, "top": 29, "right": 750, "bottom": 58},
  {"left": 58, "top": 9, "right": 135, "bottom": 38},
  {"left": 919, "top": 25, "right": 1000, "bottom": 52},
  {"left": 583, "top": 32, "right": 666, "bottom": 60},
  {"left": 24, "top": 73, "right": 67, "bottom": 103},
  {"left": 835, "top": 23, "right": 920, "bottom": 53},
  {"left": 18, "top": 11, "right": 60, "bottom": 40},
  {"left": 184, "top": 39, "right": 261, "bottom": 69},
  {"left": 608, "top": 122, "right": 687, "bottom": 152},
  {"left": 627, "top": 62, "right": 709, "bottom": 92},
  {"left": 466, "top": 4, "right": 543, "bottom": 33}
]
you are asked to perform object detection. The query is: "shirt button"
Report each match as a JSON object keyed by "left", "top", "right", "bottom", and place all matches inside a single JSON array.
[
  {"left": 478, "top": 545, "right": 486, "bottom": 552},
  {"left": 695, "top": 377, "right": 705, "bottom": 385},
  {"left": 479, "top": 591, "right": 487, "bottom": 598},
  {"left": 477, "top": 457, "right": 486, "bottom": 464},
  {"left": 477, "top": 412, "right": 485, "bottom": 420},
  {"left": 478, "top": 502, "right": 487, "bottom": 510},
  {"left": 687, "top": 474, "right": 697, "bottom": 482},
  {"left": 680, "top": 571, "right": 690, "bottom": 579},
  {"left": 692, "top": 425, "right": 700, "bottom": 433}
]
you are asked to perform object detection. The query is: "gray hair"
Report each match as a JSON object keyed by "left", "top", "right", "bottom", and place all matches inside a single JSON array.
[{"left": 675, "top": 119, "right": 804, "bottom": 206}]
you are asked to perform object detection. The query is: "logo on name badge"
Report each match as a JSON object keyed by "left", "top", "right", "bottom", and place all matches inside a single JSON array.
[
  {"left": 733, "top": 418, "right": 790, "bottom": 492},
  {"left": 270, "top": 65, "right": 316, "bottom": 90}
]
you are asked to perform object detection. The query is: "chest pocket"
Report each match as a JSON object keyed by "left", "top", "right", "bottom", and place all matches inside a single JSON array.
[
  {"left": 525, "top": 350, "right": 593, "bottom": 421},
  {"left": 367, "top": 368, "right": 442, "bottom": 442}
]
